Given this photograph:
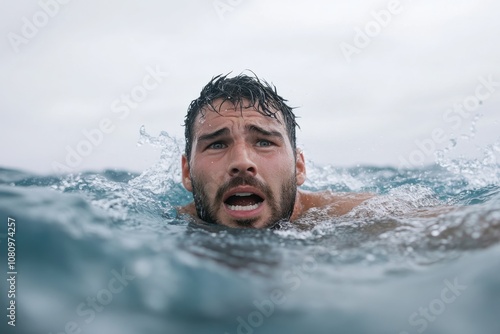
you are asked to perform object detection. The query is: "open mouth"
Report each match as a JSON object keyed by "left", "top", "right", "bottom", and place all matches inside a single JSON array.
[{"left": 224, "top": 192, "right": 264, "bottom": 211}]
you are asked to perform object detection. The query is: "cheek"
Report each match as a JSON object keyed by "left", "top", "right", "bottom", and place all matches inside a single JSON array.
[
  {"left": 271, "top": 154, "right": 296, "bottom": 173},
  {"left": 192, "top": 161, "right": 222, "bottom": 190},
  {"left": 261, "top": 157, "right": 295, "bottom": 183}
]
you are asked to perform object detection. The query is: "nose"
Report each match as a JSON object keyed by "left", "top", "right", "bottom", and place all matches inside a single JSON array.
[{"left": 228, "top": 143, "right": 257, "bottom": 177}]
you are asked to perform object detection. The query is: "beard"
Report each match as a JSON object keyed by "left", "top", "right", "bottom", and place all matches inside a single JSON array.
[{"left": 191, "top": 174, "right": 297, "bottom": 228}]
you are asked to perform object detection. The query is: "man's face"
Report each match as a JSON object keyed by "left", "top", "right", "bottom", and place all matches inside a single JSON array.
[{"left": 182, "top": 98, "right": 306, "bottom": 228}]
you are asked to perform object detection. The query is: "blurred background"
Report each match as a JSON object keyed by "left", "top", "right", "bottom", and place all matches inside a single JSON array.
[{"left": 1, "top": 0, "right": 499, "bottom": 173}]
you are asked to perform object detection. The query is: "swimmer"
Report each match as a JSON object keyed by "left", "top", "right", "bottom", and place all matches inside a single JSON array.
[{"left": 178, "top": 73, "right": 373, "bottom": 228}]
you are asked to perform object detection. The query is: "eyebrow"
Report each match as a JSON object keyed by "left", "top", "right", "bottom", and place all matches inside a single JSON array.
[
  {"left": 197, "top": 127, "right": 230, "bottom": 143},
  {"left": 246, "top": 125, "right": 284, "bottom": 140},
  {"left": 196, "top": 124, "right": 284, "bottom": 144}
]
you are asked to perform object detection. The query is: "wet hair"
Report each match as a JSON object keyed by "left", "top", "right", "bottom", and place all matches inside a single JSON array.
[{"left": 183, "top": 73, "right": 299, "bottom": 160}]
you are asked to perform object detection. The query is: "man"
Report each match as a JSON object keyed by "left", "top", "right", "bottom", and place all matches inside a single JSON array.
[{"left": 178, "top": 73, "right": 372, "bottom": 228}]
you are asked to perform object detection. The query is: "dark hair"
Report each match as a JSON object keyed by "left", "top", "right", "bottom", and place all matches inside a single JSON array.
[{"left": 184, "top": 73, "right": 299, "bottom": 160}]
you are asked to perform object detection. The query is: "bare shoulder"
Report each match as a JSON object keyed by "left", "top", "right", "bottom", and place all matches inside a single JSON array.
[
  {"left": 294, "top": 189, "right": 374, "bottom": 219},
  {"left": 177, "top": 202, "right": 196, "bottom": 217}
]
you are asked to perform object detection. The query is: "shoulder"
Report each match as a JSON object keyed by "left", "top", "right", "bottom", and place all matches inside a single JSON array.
[
  {"left": 293, "top": 189, "right": 374, "bottom": 219},
  {"left": 177, "top": 202, "right": 196, "bottom": 217}
]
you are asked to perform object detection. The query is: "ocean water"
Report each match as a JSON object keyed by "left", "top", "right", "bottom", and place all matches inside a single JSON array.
[{"left": 1, "top": 131, "right": 500, "bottom": 334}]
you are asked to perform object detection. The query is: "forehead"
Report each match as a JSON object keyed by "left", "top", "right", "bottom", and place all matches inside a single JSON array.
[{"left": 194, "top": 98, "right": 286, "bottom": 132}]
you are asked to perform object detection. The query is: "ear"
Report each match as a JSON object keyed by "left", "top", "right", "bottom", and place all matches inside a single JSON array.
[
  {"left": 181, "top": 154, "right": 193, "bottom": 192},
  {"left": 295, "top": 149, "right": 306, "bottom": 186}
]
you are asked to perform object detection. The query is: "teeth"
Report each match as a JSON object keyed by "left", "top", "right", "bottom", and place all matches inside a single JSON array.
[
  {"left": 227, "top": 203, "right": 259, "bottom": 211},
  {"left": 234, "top": 193, "right": 253, "bottom": 196}
]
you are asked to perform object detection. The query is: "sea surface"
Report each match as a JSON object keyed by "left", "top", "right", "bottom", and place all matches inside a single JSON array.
[{"left": 1, "top": 131, "right": 500, "bottom": 334}]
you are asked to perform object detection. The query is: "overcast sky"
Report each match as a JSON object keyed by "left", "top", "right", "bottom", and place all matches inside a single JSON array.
[{"left": 1, "top": 0, "right": 499, "bottom": 174}]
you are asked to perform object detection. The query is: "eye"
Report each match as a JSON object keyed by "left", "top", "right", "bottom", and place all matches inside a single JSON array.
[
  {"left": 208, "top": 142, "right": 227, "bottom": 150},
  {"left": 256, "top": 140, "right": 273, "bottom": 147}
]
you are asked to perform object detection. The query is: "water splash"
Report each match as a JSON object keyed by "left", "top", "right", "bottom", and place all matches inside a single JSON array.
[
  {"left": 304, "top": 162, "right": 367, "bottom": 192},
  {"left": 435, "top": 114, "right": 500, "bottom": 189},
  {"left": 131, "top": 125, "right": 185, "bottom": 195},
  {"left": 2, "top": 127, "right": 500, "bottom": 334}
]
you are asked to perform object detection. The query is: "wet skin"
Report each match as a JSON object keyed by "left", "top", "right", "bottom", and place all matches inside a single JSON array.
[{"left": 179, "top": 98, "right": 372, "bottom": 228}]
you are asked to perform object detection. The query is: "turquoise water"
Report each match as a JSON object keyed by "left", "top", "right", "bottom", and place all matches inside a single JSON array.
[{"left": 1, "top": 133, "right": 500, "bottom": 334}]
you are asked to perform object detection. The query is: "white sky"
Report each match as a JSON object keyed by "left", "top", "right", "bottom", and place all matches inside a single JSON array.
[{"left": 1, "top": 0, "right": 499, "bottom": 174}]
